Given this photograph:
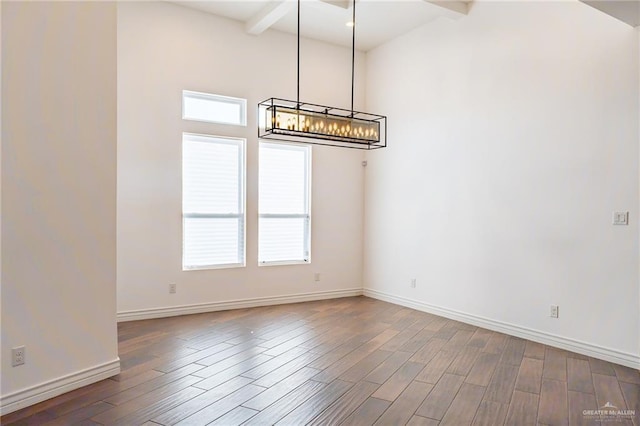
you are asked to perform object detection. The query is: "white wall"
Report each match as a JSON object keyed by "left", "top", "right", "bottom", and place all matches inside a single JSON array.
[
  {"left": 364, "top": 1, "right": 640, "bottom": 367},
  {"left": 1, "top": 1, "right": 119, "bottom": 414},
  {"left": 117, "top": 2, "right": 366, "bottom": 318}
]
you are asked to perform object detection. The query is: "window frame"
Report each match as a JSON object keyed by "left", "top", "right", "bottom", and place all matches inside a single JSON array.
[
  {"left": 182, "top": 132, "right": 246, "bottom": 271},
  {"left": 258, "top": 141, "right": 312, "bottom": 266},
  {"left": 182, "top": 90, "right": 247, "bottom": 126}
]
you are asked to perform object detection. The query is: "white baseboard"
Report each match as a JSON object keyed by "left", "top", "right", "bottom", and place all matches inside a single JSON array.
[
  {"left": 0, "top": 358, "right": 120, "bottom": 416},
  {"left": 117, "top": 288, "right": 363, "bottom": 322},
  {"left": 364, "top": 288, "right": 640, "bottom": 370}
]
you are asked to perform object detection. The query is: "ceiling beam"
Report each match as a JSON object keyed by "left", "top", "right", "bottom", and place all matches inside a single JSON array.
[
  {"left": 245, "top": 0, "right": 295, "bottom": 35},
  {"left": 423, "top": 0, "right": 469, "bottom": 19},
  {"left": 319, "top": 0, "right": 350, "bottom": 9}
]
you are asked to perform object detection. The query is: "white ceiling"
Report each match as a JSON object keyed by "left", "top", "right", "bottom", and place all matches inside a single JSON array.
[
  {"left": 173, "top": 0, "right": 638, "bottom": 52},
  {"left": 175, "top": 0, "right": 469, "bottom": 51}
]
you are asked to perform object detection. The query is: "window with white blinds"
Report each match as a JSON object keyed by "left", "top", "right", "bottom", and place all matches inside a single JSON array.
[
  {"left": 259, "top": 142, "right": 311, "bottom": 264},
  {"left": 182, "top": 133, "right": 245, "bottom": 269}
]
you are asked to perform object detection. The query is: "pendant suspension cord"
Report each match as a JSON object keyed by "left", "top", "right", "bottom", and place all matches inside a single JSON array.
[
  {"left": 297, "top": 0, "right": 301, "bottom": 108},
  {"left": 350, "top": 0, "right": 356, "bottom": 115}
]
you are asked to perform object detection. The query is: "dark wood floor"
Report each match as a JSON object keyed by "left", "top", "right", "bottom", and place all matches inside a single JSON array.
[{"left": 2, "top": 296, "right": 639, "bottom": 425}]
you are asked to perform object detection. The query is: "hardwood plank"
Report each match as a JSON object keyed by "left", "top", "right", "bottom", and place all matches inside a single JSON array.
[
  {"left": 416, "top": 373, "right": 465, "bottom": 420},
  {"left": 41, "top": 402, "right": 114, "bottom": 426},
  {"left": 472, "top": 400, "right": 509, "bottom": 426},
  {"left": 592, "top": 373, "right": 628, "bottom": 410},
  {"left": 154, "top": 342, "right": 234, "bottom": 373},
  {"left": 0, "top": 379, "right": 118, "bottom": 424},
  {"left": 379, "top": 328, "right": 420, "bottom": 352},
  {"left": 567, "top": 352, "right": 589, "bottom": 361},
  {"left": 432, "top": 325, "right": 458, "bottom": 340},
  {"left": 242, "top": 367, "right": 319, "bottom": 411},
  {"left": 252, "top": 350, "right": 321, "bottom": 388},
  {"left": 374, "top": 381, "right": 433, "bottom": 426},
  {"left": 110, "top": 386, "right": 205, "bottom": 426},
  {"left": 567, "top": 358, "right": 594, "bottom": 394},
  {"left": 340, "top": 350, "right": 393, "bottom": 383},
  {"left": 406, "top": 415, "right": 440, "bottom": 426},
  {"left": 275, "top": 379, "right": 353, "bottom": 425},
  {"left": 504, "top": 390, "right": 539, "bottom": 426},
  {"left": 399, "top": 329, "right": 437, "bottom": 353},
  {"left": 243, "top": 380, "right": 325, "bottom": 426},
  {"left": 481, "top": 333, "right": 508, "bottom": 355},
  {"left": 263, "top": 331, "right": 320, "bottom": 357},
  {"left": 466, "top": 352, "right": 500, "bottom": 387},
  {"left": 441, "top": 330, "right": 474, "bottom": 352},
  {"left": 195, "top": 339, "right": 265, "bottom": 366},
  {"left": 422, "top": 317, "right": 448, "bottom": 332},
  {"left": 110, "top": 368, "right": 165, "bottom": 385},
  {"left": 588, "top": 357, "right": 616, "bottom": 376},
  {"left": 613, "top": 364, "right": 640, "bottom": 385},
  {"left": 440, "top": 383, "right": 485, "bottom": 426},
  {"left": 410, "top": 338, "right": 447, "bottom": 364},
  {"left": 312, "top": 331, "right": 398, "bottom": 384},
  {"left": 568, "top": 390, "right": 597, "bottom": 426},
  {"left": 538, "top": 379, "right": 568, "bottom": 426},
  {"left": 446, "top": 346, "right": 480, "bottom": 376},
  {"left": 467, "top": 329, "right": 493, "bottom": 349},
  {"left": 500, "top": 337, "right": 526, "bottom": 366},
  {"left": 514, "top": 357, "right": 544, "bottom": 394},
  {"left": 256, "top": 319, "right": 308, "bottom": 341},
  {"left": 543, "top": 348, "right": 568, "bottom": 382},
  {"left": 92, "top": 375, "right": 202, "bottom": 424},
  {"left": 307, "top": 339, "right": 365, "bottom": 370},
  {"left": 173, "top": 384, "right": 265, "bottom": 425},
  {"left": 524, "top": 341, "right": 546, "bottom": 360},
  {"left": 309, "top": 381, "right": 379, "bottom": 425},
  {"left": 415, "top": 350, "right": 456, "bottom": 384},
  {"left": 371, "top": 361, "right": 425, "bottom": 401},
  {"left": 364, "top": 351, "right": 412, "bottom": 384},
  {"left": 619, "top": 382, "right": 640, "bottom": 426},
  {"left": 259, "top": 324, "right": 313, "bottom": 349},
  {"left": 484, "top": 363, "right": 519, "bottom": 404},
  {"left": 104, "top": 363, "right": 204, "bottom": 405},
  {"left": 341, "top": 397, "right": 391, "bottom": 426},
  {"left": 192, "top": 353, "right": 272, "bottom": 390},
  {"left": 192, "top": 347, "right": 269, "bottom": 378},
  {"left": 152, "top": 376, "right": 254, "bottom": 425},
  {"left": 209, "top": 406, "right": 257, "bottom": 425},
  {"left": 29, "top": 380, "right": 126, "bottom": 419},
  {"left": 241, "top": 346, "right": 308, "bottom": 379}
]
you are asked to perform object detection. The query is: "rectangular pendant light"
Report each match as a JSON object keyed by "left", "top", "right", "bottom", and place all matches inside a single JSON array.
[{"left": 258, "top": 98, "right": 386, "bottom": 150}]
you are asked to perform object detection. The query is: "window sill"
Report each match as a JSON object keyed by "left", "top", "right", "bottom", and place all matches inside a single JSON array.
[
  {"left": 258, "top": 260, "right": 310, "bottom": 267},
  {"left": 183, "top": 263, "right": 245, "bottom": 271}
]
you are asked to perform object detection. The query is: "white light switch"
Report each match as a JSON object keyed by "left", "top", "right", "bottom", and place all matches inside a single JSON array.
[{"left": 613, "top": 211, "right": 629, "bottom": 226}]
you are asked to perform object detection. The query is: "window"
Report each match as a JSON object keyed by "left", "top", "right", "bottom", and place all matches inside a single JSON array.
[
  {"left": 259, "top": 142, "right": 311, "bottom": 264},
  {"left": 182, "top": 133, "right": 245, "bottom": 269},
  {"left": 183, "top": 90, "right": 247, "bottom": 126}
]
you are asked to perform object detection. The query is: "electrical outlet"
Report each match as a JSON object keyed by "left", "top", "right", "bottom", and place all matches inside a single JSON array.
[
  {"left": 613, "top": 211, "right": 629, "bottom": 225},
  {"left": 169, "top": 283, "right": 177, "bottom": 294},
  {"left": 410, "top": 278, "right": 416, "bottom": 288},
  {"left": 550, "top": 305, "right": 559, "bottom": 318},
  {"left": 12, "top": 346, "right": 25, "bottom": 367},
  {"left": 314, "top": 273, "right": 321, "bottom": 282}
]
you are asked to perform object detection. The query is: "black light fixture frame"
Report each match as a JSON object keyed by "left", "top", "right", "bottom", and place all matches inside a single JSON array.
[
  {"left": 258, "top": 0, "right": 387, "bottom": 150},
  {"left": 259, "top": 98, "right": 386, "bottom": 149}
]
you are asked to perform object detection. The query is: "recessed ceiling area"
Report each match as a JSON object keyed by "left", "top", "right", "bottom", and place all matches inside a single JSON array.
[{"left": 175, "top": 0, "right": 470, "bottom": 51}]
